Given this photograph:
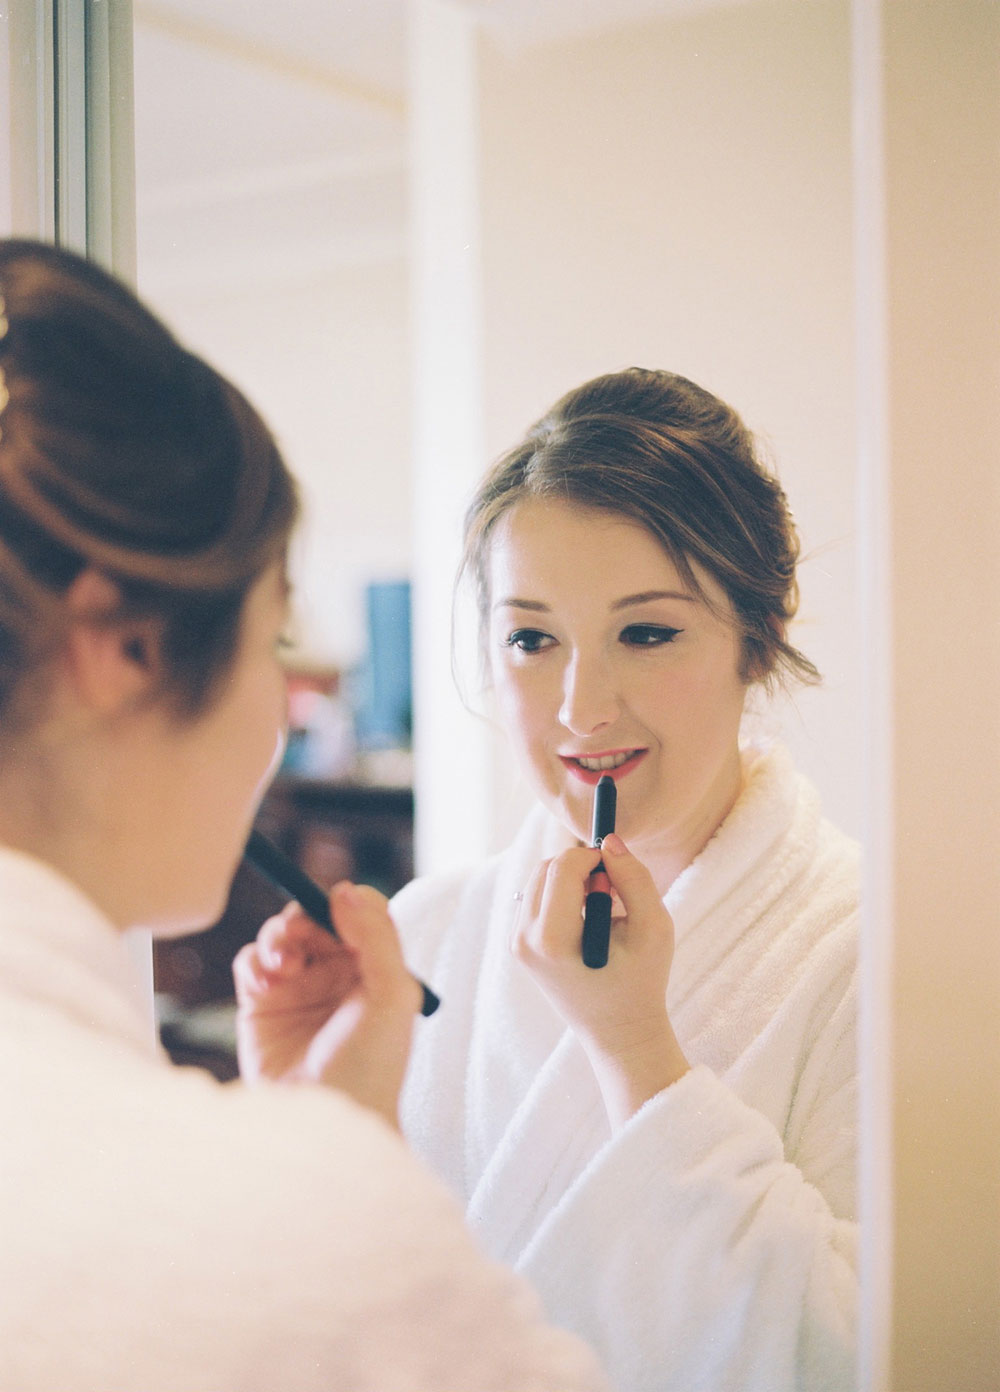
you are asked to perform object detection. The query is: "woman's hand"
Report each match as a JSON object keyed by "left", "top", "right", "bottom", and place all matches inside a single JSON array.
[
  {"left": 233, "top": 882, "right": 421, "bottom": 1129},
  {"left": 513, "top": 834, "right": 689, "bottom": 1128}
]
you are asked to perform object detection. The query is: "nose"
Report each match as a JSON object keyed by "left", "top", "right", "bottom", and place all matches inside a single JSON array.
[{"left": 558, "top": 652, "right": 621, "bottom": 735}]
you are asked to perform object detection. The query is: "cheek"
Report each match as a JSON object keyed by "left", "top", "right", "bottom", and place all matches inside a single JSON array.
[
  {"left": 238, "top": 671, "right": 288, "bottom": 783},
  {"left": 643, "top": 649, "right": 745, "bottom": 735},
  {"left": 262, "top": 674, "right": 289, "bottom": 760},
  {"left": 682, "top": 658, "right": 747, "bottom": 735},
  {"left": 258, "top": 726, "right": 286, "bottom": 791},
  {"left": 492, "top": 664, "right": 551, "bottom": 746}
]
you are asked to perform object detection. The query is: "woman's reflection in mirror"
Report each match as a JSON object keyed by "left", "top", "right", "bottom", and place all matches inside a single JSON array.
[{"left": 241, "top": 367, "right": 859, "bottom": 1392}]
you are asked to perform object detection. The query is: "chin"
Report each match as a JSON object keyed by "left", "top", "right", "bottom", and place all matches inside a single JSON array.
[
  {"left": 549, "top": 795, "right": 590, "bottom": 845},
  {"left": 149, "top": 912, "right": 216, "bottom": 940},
  {"left": 151, "top": 885, "right": 231, "bottom": 938}
]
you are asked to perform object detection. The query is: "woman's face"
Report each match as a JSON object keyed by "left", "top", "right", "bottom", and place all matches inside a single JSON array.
[{"left": 487, "top": 499, "right": 748, "bottom": 882}]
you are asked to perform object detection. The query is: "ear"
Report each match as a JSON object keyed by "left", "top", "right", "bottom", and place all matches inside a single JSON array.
[{"left": 62, "top": 568, "right": 163, "bottom": 715}]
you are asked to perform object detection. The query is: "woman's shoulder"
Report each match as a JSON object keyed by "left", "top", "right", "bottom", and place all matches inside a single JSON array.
[
  {"left": 34, "top": 1058, "right": 607, "bottom": 1390},
  {"left": 387, "top": 849, "right": 507, "bottom": 974},
  {"left": 390, "top": 862, "right": 483, "bottom": 926},
  {"left": 744, "top": 739, "right": 861, "bottom": 888}
]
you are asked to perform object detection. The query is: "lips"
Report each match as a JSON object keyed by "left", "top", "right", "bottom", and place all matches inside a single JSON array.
[{"left": 559, "top": 748, "right": 647, "bottom": 784}]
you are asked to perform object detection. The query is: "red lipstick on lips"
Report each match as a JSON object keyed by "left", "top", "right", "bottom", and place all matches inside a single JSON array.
[{"left": 560, "top": 748, "right": 646, "bottom": 785}]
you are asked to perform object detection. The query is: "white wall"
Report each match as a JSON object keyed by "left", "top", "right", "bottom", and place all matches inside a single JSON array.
[
  {"left": 478, "top": 0, "right": 858, "bottom": 845},
  {"left": 131, "top": 3, "right": 412, "bottom": 675},
  {"left": 874, "top": 3, "right": 1000, "bottom": 1384},
  {"left": 139, "top": 259, "right": 413, "bottom": 670},
  {"left": 411, "top": 0, "right": 860, "bottom": 869},
  {"left": 408, "top": 1, "right": 492, "bottom": 872}
]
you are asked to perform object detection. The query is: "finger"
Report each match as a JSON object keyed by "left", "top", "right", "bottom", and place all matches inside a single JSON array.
[
  {"left": 599, "top": 835, "right": 674, "bottom": 938},
  {"left": 258, "top": 907, "right": 334, "bottom": 972},
  {"left": 510, "top": 856, "right": 560, "bottom": 961},
  {"left": 232, "top": 941, "right": 279, "bottom": 999},
  {"left": 233, "top": 901, "right": 345, "bottom": 995},
  {"left": 535, "top": 846, "right": 605, "bottom": 955},
  {"left": 329, "top": 882, "right": 420, "bottom": 1012},
  {"left": 562, "top": 844, "right": 606, "bottom": 884},
  {"left": 511, "top": 858, "right": 548, "bottom": 936}
]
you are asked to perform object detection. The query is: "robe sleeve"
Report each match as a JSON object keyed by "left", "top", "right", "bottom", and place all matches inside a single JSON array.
[{"left": 514, "top": 1053, "right": 857, "bottom": 1392}]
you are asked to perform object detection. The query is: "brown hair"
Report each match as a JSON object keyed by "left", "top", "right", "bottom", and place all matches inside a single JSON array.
[
  {"left": 460, "top": 367, "right": 819, "bottom": 688},
  {"left": 0, "top": 238, "right": 298, "bottom": 726}
]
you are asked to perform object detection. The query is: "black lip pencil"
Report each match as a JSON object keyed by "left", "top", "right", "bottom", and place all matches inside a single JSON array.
[
  {"left": 581, "top": 774, "right": 617, "bottom": 969},
  {"left": 244, "top": 829, "right": 440, "bottom": 1017}
]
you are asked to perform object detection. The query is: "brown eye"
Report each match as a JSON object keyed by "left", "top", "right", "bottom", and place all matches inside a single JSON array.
[{"left": 504, "top": 628, "right": 555, "bottom": 653}]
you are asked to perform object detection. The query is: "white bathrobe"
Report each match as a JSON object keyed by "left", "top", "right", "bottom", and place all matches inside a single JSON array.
[
  {"left": 0, "top": 845, "right": 608, "bottom": 1392},
  {"left": 395, "top": 742, "right": 859, "bottom": 1392}
]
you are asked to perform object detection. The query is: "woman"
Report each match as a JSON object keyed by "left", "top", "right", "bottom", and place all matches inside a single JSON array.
[
  {"left": 241, "top": 368, "right": 859, "bottom": 1392},
  {"left": 0, "top": 239, "right": 607, "bottom": 1392}
]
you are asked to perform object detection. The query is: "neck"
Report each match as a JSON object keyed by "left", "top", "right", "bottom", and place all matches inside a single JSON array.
[
  {"left": 0, "top": 737, "right": 135, "bottom": 931},
  {"left": 632, "top": 751, "right": 744, "bottom": 898}
]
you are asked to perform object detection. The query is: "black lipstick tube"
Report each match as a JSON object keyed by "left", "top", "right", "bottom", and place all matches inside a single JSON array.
[
  {"left": 581, "top": 774, "right": 617, "bottom": 969},
  {"left": 244, "top": 829, "right": 440, "bottom": 1017}
]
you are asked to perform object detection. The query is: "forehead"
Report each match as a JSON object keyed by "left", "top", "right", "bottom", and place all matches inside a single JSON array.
[{"left": 488, "top": 499, "right": 686, "bottom": 594}]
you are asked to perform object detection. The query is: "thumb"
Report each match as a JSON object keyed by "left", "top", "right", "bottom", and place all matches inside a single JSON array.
[{"left": 329, "top": 882, "right": 418, "bottom": 1006}]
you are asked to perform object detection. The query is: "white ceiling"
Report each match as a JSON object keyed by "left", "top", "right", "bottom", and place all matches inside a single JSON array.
[
  {"left": 133, "top": 0, "right": 747, "bottom": 289},
  {"left": 133, "top": 2, "right": 405, "bottom": 287}
]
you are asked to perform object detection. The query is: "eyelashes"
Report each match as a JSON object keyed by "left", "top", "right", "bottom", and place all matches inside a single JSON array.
[
  {"left": 503, "top": 628, "right": 555, "bottom": 653},
  {"left": 618, "top": 624, "right": 682, "bottom": 647},
  {"left": 501, "top": 624, "right": 682, "bottom": 653}
]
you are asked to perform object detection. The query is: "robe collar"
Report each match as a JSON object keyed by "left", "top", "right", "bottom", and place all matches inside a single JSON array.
[{"left": 0, "top": 843, "right": 158, "bottom": 1058}]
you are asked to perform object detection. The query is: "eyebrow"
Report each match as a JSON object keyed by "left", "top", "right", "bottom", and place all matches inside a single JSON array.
[
  {"left": 611, "top": 590, "right": 696, "bottom": 610},
  {"left": 492, "top": 590, "right": 696, "bottom": 613},
  {"left": 492, "top": 598, "right": 549, "bottom": 612}
]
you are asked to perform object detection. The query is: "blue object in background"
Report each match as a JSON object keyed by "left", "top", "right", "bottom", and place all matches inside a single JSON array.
[{"left": 353, "top": 579, "right": 412, "bottom": 750}]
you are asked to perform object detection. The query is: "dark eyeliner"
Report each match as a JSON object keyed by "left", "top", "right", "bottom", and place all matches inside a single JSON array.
[
  {"left": 620, "top": 623, "right": 681, "bottom": 645},
  {"left": 503, "top": 627, "right": 551, "bottom": 651}
]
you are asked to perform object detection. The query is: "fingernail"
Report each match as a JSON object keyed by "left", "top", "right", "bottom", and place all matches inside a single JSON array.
[
  {"left": 334, "top": 881, "right": 363, "bottom": 905},
  {"left": 601, "top": 833, "right": 627, "bottom": 856}
]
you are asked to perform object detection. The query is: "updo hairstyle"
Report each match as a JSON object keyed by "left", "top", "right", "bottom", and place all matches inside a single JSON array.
[
  {"left": 0, "top": 239, "right": 298, "bottom": 730},
  {"left": 460, "top": 367, "right": 819, "bottom": 689}
]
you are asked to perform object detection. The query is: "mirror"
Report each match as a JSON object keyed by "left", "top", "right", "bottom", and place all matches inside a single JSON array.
[
  {"left": 134, "top": 11, "right": 863, "bottom": 1388},
  {"left": 133, "top": 0, "right": 861, "bottom": 872}
]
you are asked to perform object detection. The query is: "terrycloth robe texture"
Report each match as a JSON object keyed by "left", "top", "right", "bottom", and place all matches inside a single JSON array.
[
  {"left": 395, "top": 741, "right": 859, "bottom": 1392},
  {"left": 0, "top": 845, "right": 608, "bottom": 1392}
]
